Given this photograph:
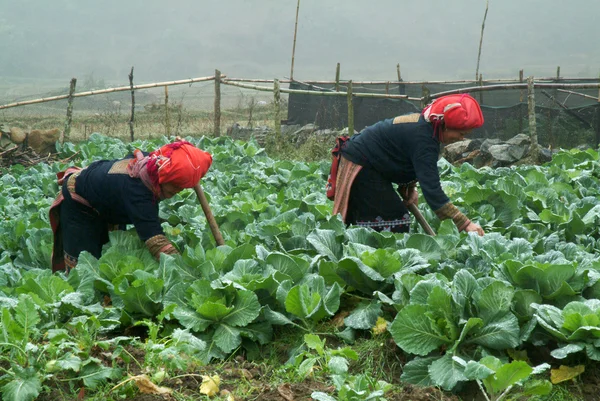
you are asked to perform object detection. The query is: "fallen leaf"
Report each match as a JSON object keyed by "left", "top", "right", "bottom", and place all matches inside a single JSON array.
[
  {"left": 331, "top": 311, "right": 349, "bottom": 327},
  {"left": 220, "top": 389, "right": 235, "bottom": 401},
  {"left": 131, "top": 375, "right": 173, "bottom": 395},
  {"left": 277, "top": 383, "right": 294, "bottom": 401},
  {"left": 551, "top": 365, "right": 585, "bottom": 384},
  {"left": 372, "top": 317, "right": 388, "bottom": 335},
  {"left": 200, "top": 374, "right": 221, "bottom": 397}
]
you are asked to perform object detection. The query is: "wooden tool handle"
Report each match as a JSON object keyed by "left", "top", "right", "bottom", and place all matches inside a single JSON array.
[
  {"left": 194, "top": 184, "right": 225, "bottom": 246},
  {"left": 407, "top": 203, "right": 436, "bottom": 236}
]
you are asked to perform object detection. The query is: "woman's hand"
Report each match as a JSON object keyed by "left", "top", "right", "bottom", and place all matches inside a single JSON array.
[
  {"left": 465, "top": 222, "right": 485, "bottom": 236},
  {"left": 400, "top": 186, "right": 419, "bottom": 206}
]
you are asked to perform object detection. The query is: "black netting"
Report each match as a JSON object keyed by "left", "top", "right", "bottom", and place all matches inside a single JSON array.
[{"left": 287, "top": 79, "right": 600, "bottom": 148}]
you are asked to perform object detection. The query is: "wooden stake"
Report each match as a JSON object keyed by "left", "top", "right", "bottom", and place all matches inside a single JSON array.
[
  {"left": 335, "top": 63, "right": 340, "bottom": 91},
  {"left": 527, "top": 76, "right": 539, "bottom": 162},
  {"left": 347, "top": 80, "right": 354, "bottom": 135},
  {"left": 128, "top": 66, "right": 135, "bottom": 142},
  {"left": 214, "top": 69, "right": 221, "bottom": 137},
  {"left": 164, "top": 86, "right": 171, "bottom": 138},
  {"left": 397, "top": 64, "right": 402, "bottom": 82},
  {"left": 556, "top": 66, "right": 561, "bottom": 81},
  {"left": 274, "top": 79, "right": 281, "bottom": 143},
  {"left": 290, "top": 0, "right": 301, "bottom": 80},
  {"left": 62, "top": 78, "right": 77, "bottom": 143}
]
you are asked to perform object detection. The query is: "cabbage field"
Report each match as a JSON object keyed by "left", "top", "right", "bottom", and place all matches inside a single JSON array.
[{"left": 1, "top": 133, "right": 600, "bottom": 401}]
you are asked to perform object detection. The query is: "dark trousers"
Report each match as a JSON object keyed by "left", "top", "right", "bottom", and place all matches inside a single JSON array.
[
  {"left": 346, "top": 166, "right": 411, "bottom": 233},
  {"left": 60, "top": 181, "right": 109, "bottom": 260}
]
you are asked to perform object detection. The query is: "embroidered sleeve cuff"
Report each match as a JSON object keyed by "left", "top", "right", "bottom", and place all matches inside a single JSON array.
[
  {"left": 145, "top": 234, "right": 178, "bottom": 259},
  {"left": 434, "top": 202, "right": 470, "bottom": 230}
]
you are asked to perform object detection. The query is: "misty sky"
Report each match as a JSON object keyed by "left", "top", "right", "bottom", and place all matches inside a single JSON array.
[{"left": 1, "top": 0, "right": 599, "bottom": 85}]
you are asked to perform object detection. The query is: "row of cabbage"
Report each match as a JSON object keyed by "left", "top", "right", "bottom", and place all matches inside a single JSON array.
[{"left": 1, "top": 133, "right": 600, "bottom": 400}]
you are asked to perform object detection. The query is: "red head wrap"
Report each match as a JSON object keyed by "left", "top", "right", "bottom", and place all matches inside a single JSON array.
[
  {"left": 147, "top": 140, "right": 212, "bottom": 189},
  {"left": 422, "top": 94, "right": 484, "bottom": 138}
]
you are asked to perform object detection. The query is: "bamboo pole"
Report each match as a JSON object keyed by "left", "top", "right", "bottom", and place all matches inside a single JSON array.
[
  {"left": 557, "top": 89, "right": 599, "bottom": 101},
  {"left": 220, "top": 79, "right": 419, "bottom": 100},
  {"left": 527, "top": 76, "right": 539, "bottom": 162},
  {"left": 0, "top": 75, "right": 216, "bottom": 110},
  {"left": 274, "top": 79, "right": 281, "bottom": 142},
  {"left": 290, "top": 0, "right": 301, "bottom": 80},
  {"left": 335, "top": 63, "right": 340, "bottom": 91},
  {"left": 214, "top": 69, "right": 221, "bottom": 137},
  {"left": 347, "top": 80, "right": 354, "bottom": 135},
  {"left": 62, "top": 78, "right": 77, "bottom": 143},
  {"left": 430, "top": 82, "right": 600, "bottom": 99},
  {"left": 128, "top": 66, "right": 135, "bottom": 142},
  {"left": 475, "top": 0, "right": 489, "bottom": 80},
  {"left": 164, "top": 86, "right": 171, "bottom": 138},
  {"left": 221, "top": 76, "right": 600, "bottom": 85}
]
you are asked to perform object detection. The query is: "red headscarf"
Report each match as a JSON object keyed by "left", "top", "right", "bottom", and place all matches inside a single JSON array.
[
  {"left": 128, "top": 140, "right": 212, "bottom": 198},
  {"left": 422, "top": 94, "right": 484, "bottom": 139},
  {"left": 148, "top": 140, "right": 212, "bottom": 188}
]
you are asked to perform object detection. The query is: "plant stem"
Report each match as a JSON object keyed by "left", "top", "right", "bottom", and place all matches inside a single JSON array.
[
  {"left": 0, "top": 342, "right": 28, "bottom": 358},
  {"left": 476, "top": 379, "right": 493, "bottom": 401}
]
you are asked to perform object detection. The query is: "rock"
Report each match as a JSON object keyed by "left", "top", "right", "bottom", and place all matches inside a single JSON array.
[
  {"left": 442, "top": 140, "right": 472, "bottom": 162},
  {"left": 505, "top": 133, "right": 531, "bottom": 146},
  {"left": 9, "top": 127, "right": 27, "bottom": 144},
  {"left": 28, "top": 128, "right": 61, "bottom": 155},
  {"left": 488, "top": 144, "right": 518, "bottom": 163},
  {"left": 507, "top": 144, "right": 530, "bottom": 160},
  {"left": 480, "top": 138, "right": 502, "bottom": 154},
  {"left": 539, "top": 147, "right": 553, "bottom": 162}
]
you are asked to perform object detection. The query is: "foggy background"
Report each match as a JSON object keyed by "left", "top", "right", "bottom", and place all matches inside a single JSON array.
[{"left": 1, "top": 0, "right": 599, "bottom": 88}]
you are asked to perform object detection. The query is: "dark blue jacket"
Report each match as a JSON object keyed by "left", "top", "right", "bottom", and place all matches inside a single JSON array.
[
  {"left": 74, "top": 158, "right": 163, "bottom": 242},
  {"left": 342, "top": 115, "right": 450, "bottom": 211}
]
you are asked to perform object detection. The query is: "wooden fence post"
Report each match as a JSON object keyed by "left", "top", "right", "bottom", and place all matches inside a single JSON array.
[
  {"left": 128, "top": 66, "right": 135, "bottom": 142},
  {"left": 164, "top": 86, "right": 171, "bottom": 138},
  {"left": 527, "top": 76, "right": 539, "bottom": 162},
  {"left": 335, "top": 63, "right": 340, "bottom": 92},
  {"left": 421, "top": 85, "right": 430, "bottom": 109},
  {"left": 596, "top": 71, "right": 600, "bottom": 149},
  {"left": 347, "top": 80, "right": 354, "bottom": 135},
  {"left": 62, "top": 78, "right": 77, "bottom": 143},
  {"left": 214, "top": 69, "right": 221, "bottom": 137},
  {"left": 478, "top": 73, "right": 484, "bottom": 104},
  {"left": 274, "top": 79, "right": 281, "bottom": 142},
  {"left": 519, "top": 69, "right": 524, "bottom": 133}
]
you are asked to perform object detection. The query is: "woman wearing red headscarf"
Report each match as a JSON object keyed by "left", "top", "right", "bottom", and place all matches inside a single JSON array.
[
  {"left": 330, "top": 94, "right": 485, "bottom": 236},
  {"left": 49, "top": 140, "right": 213, "bottom": 273}
]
